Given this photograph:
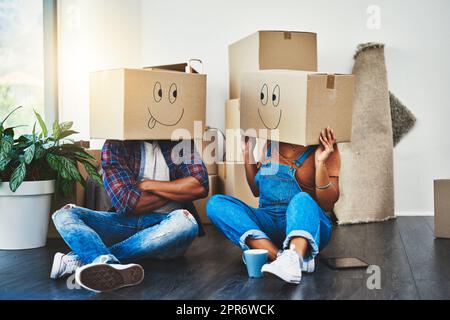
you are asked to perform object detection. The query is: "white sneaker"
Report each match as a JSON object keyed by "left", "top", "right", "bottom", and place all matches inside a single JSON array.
[
  {"left": 50, "top": 252, "right": 84, "bottom": 279},
  {"left": 75, "top": 262, "right": 145, "bottom": 293},
  {"left": 302, "top": 258, "right": 315, "bottom": 273},
  {"left": 261, "top": 249, "right": 302, "bottom": 284}
]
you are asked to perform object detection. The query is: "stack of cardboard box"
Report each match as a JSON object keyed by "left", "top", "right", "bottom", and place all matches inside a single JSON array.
[{"left": 220, "top": 30, "right": 355, "bottom": 211}]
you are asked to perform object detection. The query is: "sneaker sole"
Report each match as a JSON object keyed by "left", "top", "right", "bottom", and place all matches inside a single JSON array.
[
  {"left": 76, "top": 264, "right": 144, "bottom": 293},
  {"left": 261, "top": 265, "right": 301, "bottom": 284},
  {"left": 50, "top": 253, "right": 65, "bottom": 279}
]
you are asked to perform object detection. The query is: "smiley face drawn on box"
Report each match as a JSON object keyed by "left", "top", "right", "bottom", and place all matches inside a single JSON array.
[
  {"left": 147, "top": 81, "right": 185, "bottom": 129},
  {"left": 258, "top": 83, "right": 282, "bottom": 130},
  {"left": 240, "top": 70, "right": 309, "bottom": 145},
  {"left": 89, "top": 68, "right": 206, "bottom": 140},
  {"left": 240, "top": 70, "right": 354, "bottom": 146}
]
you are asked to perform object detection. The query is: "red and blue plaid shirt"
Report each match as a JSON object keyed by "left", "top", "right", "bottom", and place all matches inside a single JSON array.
[{"left": 101, "top": 140, "right": 209, "bottom": 219}]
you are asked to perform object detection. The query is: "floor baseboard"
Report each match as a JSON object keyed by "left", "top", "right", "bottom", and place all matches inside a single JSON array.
[{"left": 395, "top": 211, "right": 433, "bottom": 216}]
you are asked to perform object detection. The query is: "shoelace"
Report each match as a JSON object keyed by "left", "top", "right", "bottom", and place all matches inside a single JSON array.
[
  {"left": 272, "top": 250, "right": 299, "bottom": 267},
  {"left": 63, "top": 257, "right": 82, "bottom": 273}
]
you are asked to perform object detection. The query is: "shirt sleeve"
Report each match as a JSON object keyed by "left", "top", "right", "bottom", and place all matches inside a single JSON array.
[
  {"left": 174, "top": 141, "right": 209, "bottom": 192},
  {"left": 101, "top": 140, "right": 142, "bottom": 215}
]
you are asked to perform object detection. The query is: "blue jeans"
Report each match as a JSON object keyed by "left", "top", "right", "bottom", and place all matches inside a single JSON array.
[
  {"left": 52, "top": 206, "right": 198, "bottom": 264},
  {"left": 206, "top": 192, "right": 332, "bottom": 262}
]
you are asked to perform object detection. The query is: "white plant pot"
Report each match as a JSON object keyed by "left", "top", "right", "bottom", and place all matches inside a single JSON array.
[{"left": 0, "top": 180, "right": 55, "bottom": 250}]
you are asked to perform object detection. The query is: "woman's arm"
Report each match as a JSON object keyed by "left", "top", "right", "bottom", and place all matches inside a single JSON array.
[
  {"left": 314, "top": 127, "right": 340, "bottom": 212},
  {"left": 242, "top": 136, "right": 260, "bottom": 197},
  {"left": 315, "top": 163, "right": 340, "bottom": 212}
]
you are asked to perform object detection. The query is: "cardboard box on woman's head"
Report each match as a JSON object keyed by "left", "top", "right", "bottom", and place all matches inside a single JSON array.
[
  {"left": 90, "top": 63, "right": 206, "bottom": 140},
  {"left": 240, "top": 70, "right": 355, "bottom": 146}
]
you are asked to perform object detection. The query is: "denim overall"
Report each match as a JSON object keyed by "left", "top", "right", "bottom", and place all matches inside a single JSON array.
[
  {"left": 207, "top": 145, "right": 333, "bottom": 262},
  {"left": 255, "top": 145, "right": 316, "bottom": 209}
]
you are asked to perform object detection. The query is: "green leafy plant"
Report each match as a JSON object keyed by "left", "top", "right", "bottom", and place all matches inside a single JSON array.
[{"left": 0, "top": 106, "right": 102, "bottom": 195}]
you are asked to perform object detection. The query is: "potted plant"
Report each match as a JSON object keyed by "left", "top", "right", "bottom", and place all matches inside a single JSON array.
[{"left": 0, "top": 107, "right": 102, "bottom": 249}]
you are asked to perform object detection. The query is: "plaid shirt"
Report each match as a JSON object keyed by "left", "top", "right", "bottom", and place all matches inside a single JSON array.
[{"left": 101, "top": 140, "right": 209, "bottom": 233}]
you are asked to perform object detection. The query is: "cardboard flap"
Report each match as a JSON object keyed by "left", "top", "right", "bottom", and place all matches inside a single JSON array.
[
  {"left": 144, "top": 63, "right": 188, "bottom": 73},
  {"left": 258, "top": 30, "right": 316, "bottom": 35},
  {"left": 144, "top": 59, "right": 203, "bottom": 74}
]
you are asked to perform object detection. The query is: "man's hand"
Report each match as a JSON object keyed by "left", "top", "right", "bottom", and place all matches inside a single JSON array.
[
  {"left": 241, "top": 136, "right": 257, "bottom": 165},
  {"left": 241, "top": 136, "right": 256, "bottom": 155}
]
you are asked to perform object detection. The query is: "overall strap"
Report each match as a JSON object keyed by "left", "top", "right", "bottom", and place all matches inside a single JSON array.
[
  {"left": 294, "top": 146, "right": 317, "bottom": 167},
  {"left": 266, "top": 142, "right": 272, "bottom": 158}
]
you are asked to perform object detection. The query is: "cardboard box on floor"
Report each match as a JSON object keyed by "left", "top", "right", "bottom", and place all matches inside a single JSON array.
[
  {"left": 48, "top": 149, "right": 102, "bottom": 238},
  {"left": 229, "top": 30, "right": 317, "bottom": 99},
  {"left": 240, "top": 70, "right": 355, "bottom": 146},
  {"left": 90, "top": 63, "right": 206, "bottom": 140},
  {"left": 217, "top": 162, "right": 259, "bottom": 208},
  {"left": 434, "top": 179, "right": 450, "bottom": 239},
  {"left": 194, "top": 175, "right": 218, "bottom": 224}
]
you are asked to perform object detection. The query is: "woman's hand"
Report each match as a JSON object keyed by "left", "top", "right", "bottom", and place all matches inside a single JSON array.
[
  {"left": 241, "top": 136, "right": 256, "bottom": 156},
  {"left": 315, "top": 127, "right": 336, "bottom": 165}
]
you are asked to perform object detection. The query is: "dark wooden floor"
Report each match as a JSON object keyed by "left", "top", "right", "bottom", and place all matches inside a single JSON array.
[{"left": 0, "top": 217, "right": 449, "bottom": 300}]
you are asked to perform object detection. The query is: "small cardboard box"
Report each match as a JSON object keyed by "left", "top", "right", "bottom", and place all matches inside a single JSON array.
[
  {"left": 229, "top": 30, "right": 317, "bottom": 99},
  {"left": 217, "top": 163, "right": 259, "bottom": 208},
  {"left": 240, "top": 70, "right": 355, "bottom": 146},
  {"left": 194, "top": 174, "right": 218, "bottom": 224},
  {"left": 48, "top": 149, "right": 102, "bottom": 238},
  {"left": 90, "top": 63, "right": 206, "bottom": 140},
  {"left": 434, "top": 179, "right": 450, "bottom": 239}
]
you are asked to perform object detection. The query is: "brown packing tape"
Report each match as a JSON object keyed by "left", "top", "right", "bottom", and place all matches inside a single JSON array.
[
  {"left": 327, "top": 74, "right": 336, "bottom": 89},
  {"left": 284, "top": 32, "right": 292, "bottom": 39}
]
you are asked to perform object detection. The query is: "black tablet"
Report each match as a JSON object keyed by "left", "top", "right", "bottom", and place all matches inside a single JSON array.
[{"left": 321, "top": 257, "right": 369, "bottom": 270}]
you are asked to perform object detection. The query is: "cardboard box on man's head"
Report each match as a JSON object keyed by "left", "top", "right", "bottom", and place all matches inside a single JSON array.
[
  {"left": 229, "top": 30, "right": 317, "bottom": 99},
  {"left": 240, "top": 70, "right": 355, "bottom": 146},
  {"left": 90, "top": 63, "right": 206, "bottom": 140}
]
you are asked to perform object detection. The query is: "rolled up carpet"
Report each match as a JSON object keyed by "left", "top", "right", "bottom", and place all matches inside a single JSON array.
[{"left": 334, "top": 43, "right": 395, "bottom": 224}]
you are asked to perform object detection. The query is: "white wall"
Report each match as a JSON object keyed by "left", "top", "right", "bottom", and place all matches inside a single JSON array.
[
  {"left": 139, "top": 0, "right": 450, "bottom": 215},
  {"left": 58, "top": 0, "right": 142, "bottom": 144}
]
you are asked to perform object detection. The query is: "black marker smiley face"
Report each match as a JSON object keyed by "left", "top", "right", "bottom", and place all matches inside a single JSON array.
[
  {"left": 257, "top": 83, "right": 282, "bottom": 130},
  {"left": 148, "top": 81, "right": 185, "bottom": 129}
]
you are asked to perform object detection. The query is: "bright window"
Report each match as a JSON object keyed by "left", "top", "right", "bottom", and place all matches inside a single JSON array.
[{"left": 0, "top": 0, "right": 44, "bottom": 134}]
